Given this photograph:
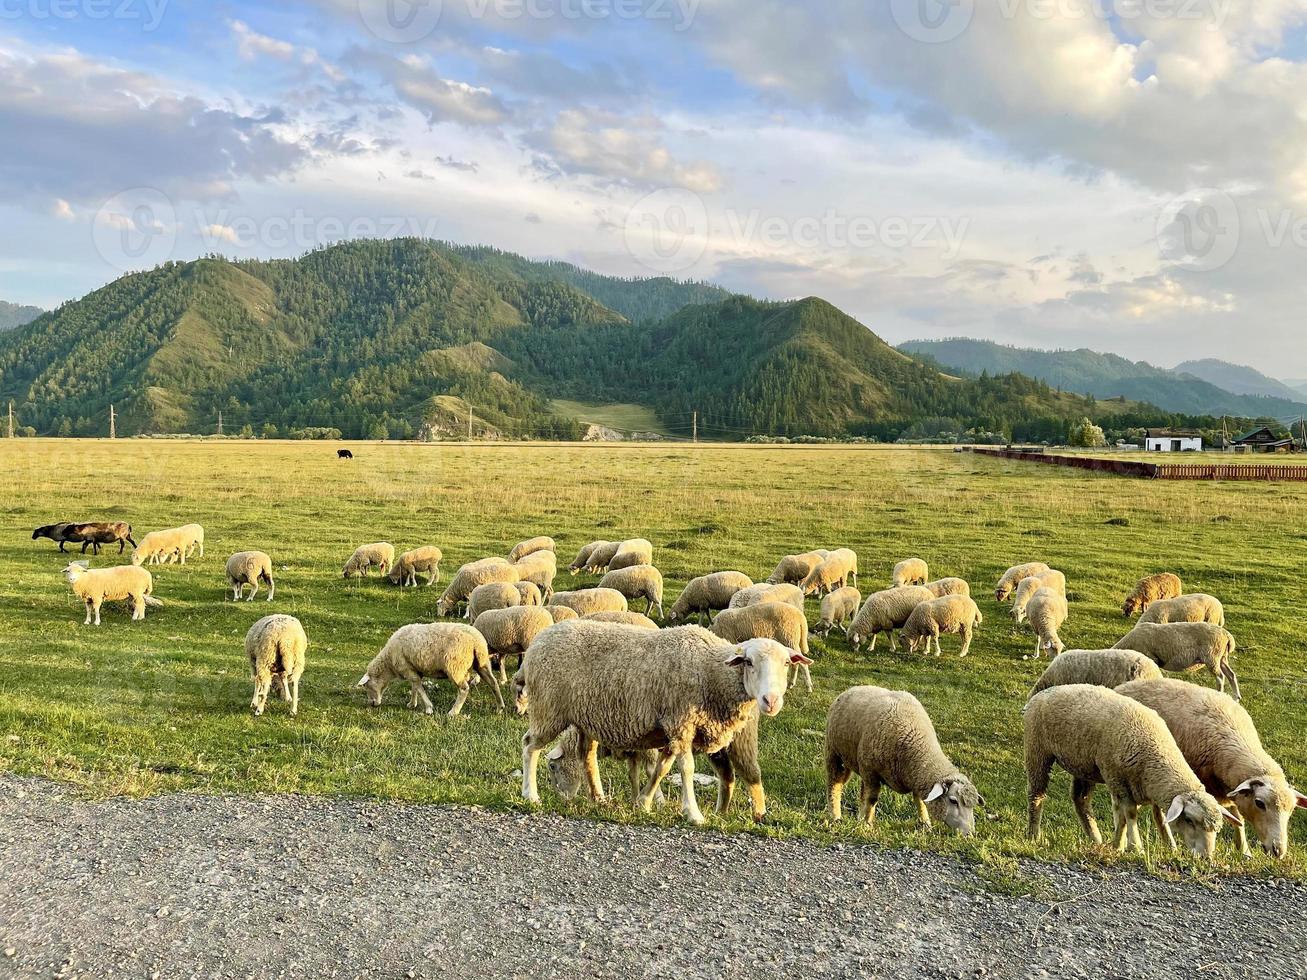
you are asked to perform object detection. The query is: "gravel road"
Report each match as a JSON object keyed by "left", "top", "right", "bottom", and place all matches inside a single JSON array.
[{"left": 1, "top": 775, "right": 1303, "bottom": 979}]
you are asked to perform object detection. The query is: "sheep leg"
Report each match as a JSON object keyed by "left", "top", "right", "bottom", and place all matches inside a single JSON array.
[
  {"left": 1072, "top": 778, "right": 1103, "bottom": 845},
  {"left": 625, "top": 756, "right": 644, "bottom": 801},
  {"left": 675, "top": 751, "right": 705, "bottom": 825},
  {"left": 265, "top": 578, "right": 275, "bottom": 602},
  {"left": 826, "top": 753, "right": 851, "bottom": 820},
  {"left": 247, "top": 580, "right": 259, "bottom": 602},
  {"left": 289, "top": 675, "right": 300, "bottom": 717},
  {"left": 1026, "top": 751, "right": 1054, "bottom": 840},
  {"left": 793, "top": 662, "right": 813, "bottom": 692},
  {"left": 958, "top": 625, "right": 971, "bottom": 658},
  {"left": 916, "top": 796, "right": 932, "bottom": 828},
  {"left": 1221, "top": 661, "right": 1241, "bottom": 702},
  {"left": 857, "top": 779, "right": 881, "bottom": 827},
  {"left": 276, "top": 675, "right": 291, "bottom": 701},
  {"left": 91, "top": 599, "right": 102, "bottom": 627},
  {"left": 707, "top": 749, "right": 735, "bottom": 815},
  {"left": 932, "top": 631, "right": 943, "bottom": 657},
  {"left": 1226, "top": 804, "right": 1252, "bottom": 857},
  {"left": 869, "top": 631, "right": 879, "bottom": 652},
  {"left": 580, "top": 734, "right": 606, "bottom": 803},
  {"left": 446, "top": 682, "right": 469, "bottom": 717},
  {"left": 521, "top": 732, "right": 544, "bottom": 804},
  {"left": 477, "top": 664, "right": 505, "bottom": 712},
  {"left": 1151, "top": 805, "right": 1177, "bottom": 851},
  {"left": 1109, "top": 796, "right": 1137, "bottom": 852},
  {"left": 637, "top": 751, "right": 678, "bottom": 814},
  {"left": 83, "top": 599, "right": 94, "bottom": 626}
]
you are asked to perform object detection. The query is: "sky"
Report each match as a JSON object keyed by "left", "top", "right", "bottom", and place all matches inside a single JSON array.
[{"left": 3, "top": 0, "right": 1307, "bottom": 374}]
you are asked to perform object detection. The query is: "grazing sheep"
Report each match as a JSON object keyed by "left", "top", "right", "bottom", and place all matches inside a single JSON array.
[
  {"left": 131, "top": 526, "right": 193, "bottom": 566},
  {"left": 1116, "top": 679, "right": 1307, "bottom": 858},
  {"left": 995, "top": 561, "right": 1052, "bottom": 602},
  {"left": 1122, "top": 573, "right": 1183, "bottom": 617},
  {"left": 845, "top": 586, "right": 935, "bottom": 652},
  {"left": 924, "top": 577, "right": 969, "bottom": 598},
  {"left": 815, "top": 586, "right": 861, "bottom": 637},
  {"left": 337, "top": 448, "right": 353, "bottom": 459},
  {"left": 598, "top": 565, "right": 664, "bottom": 618},
  {"left": 826, "top": 686, "right": 980, "bottom": 834},
  {"left": 1138, "top": 594, "right": 1224, "bottom": 627},
  {"left": 35, "top": 521, "right": 136, "bottom": 555},
  {"left": 509, "top": 536, "right": 556, "bottom": 562},
  {"left": 436, "top": 558, "right": 519, "bottom": 617},
  {"left": 902, "top": 595, "right": 982, "bottom": 658},
  {"left": 1113, "top": 622, "right": 1240, "bottom": 700},
  {"left": 711, "top": 602, "right": 812, "bottom": 692},
  {"left": 608, "top": 538, "right": 654, "bottom": 572},
  {"left": 548, "top": 588, "right": 628, "bottom": 617},
  {"left": 545, "top": 605, "right": 580, "bottom": 623},
  {"left": 584, "top": 610, "right": 659, "bottom": 629},
  {"left": 1025, "top": 587, "right": 1068, "bottom": 658},
  {"left": 179, "top": 524, "right": 205, "bottom": 560},
  {"left": 800, "top": 550, "right": 857, "bottom": 597},
  {"left": 512, "top": 550, "right": 557, "bottom": 600},
  {"left": 891, "top": 558, "right": 928, "bottom": 588},
  {"left": 568, "top": 540, "right": 610, "bottom": 573},
  {"left": 728, "top": 583, "right": 805, "bottom": 612},
  {"left": 667, "top": 571, "right": 753, "bottom": 623},
  {"left": 226, "top": 551, "right": 275, "bottom": 602},
  {"left": 514, "top": 581, "right": 543, "bottom": 606},
  {"left": 32, "top": 523, "right": 73, "bottom": 550},
  {"left": 245, "top": 614, "right": 306, "bottom": 717},
  {"left": 518, "top": 622, "right": 810, "bottom": 824},
  {"left": 474, "top": 606, "right": 555, "bottom": 682},
  {"left": 1011, "top": 570, "right": 1067, "bottom": 624},
  {"left": 766, "top": 550, "right": 830, "bottom": 586},
  {"left": 63, "top": 561, "right": 161, "bottom": 625},
  {"left": 582, "top": 541, "right": 623, "bottom": 573},
  {"left": 1024, "top": 684, "right": 1239, "bottom": 857},
  {"left": 387, "top": 546, "right": 443, "bottom": 587},
  {"left": 342, "top": 542, "right": 395, "bottom": 579},
  {"left": 1030, "top": 649, "right": 1163, "bottom": 696},
  {"left": 466, "top": 582, "right": 522, "bottom": 622},
  {"left": 357, "top": 623, "right": 503, "bottom": 716}
]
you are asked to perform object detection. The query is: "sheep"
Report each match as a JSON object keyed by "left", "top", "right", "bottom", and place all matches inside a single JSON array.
[
  {"left": 598, "top": 565, "right": 664, "bottom": 618},
  {"left": 1113, "top": 622, "right": 1240, "bottom": 700},
  {"left": 728, "top": 583, "right": 805, "bottom": 612},
  {"left": 547, "top": 588, "right": 628, "bottom": 617},
  {"left": 711, "top": 602, "right": 812, "bottom": 692},
  {"left": 245, "top": 614, "right": 306, "bottom": 717},
  {"left": 226, "top": 551, "right": 275, "bottom": 602},
  {"left": 924, "top": 577, "right": 969, "bottom": 598},
  {"left": 342, "top": 542, "right": 395, "bottom": 579},
  {"left": 1138, "top": 593, "right": 1224, "bottom": 627},
  {"left": 766, "top": 550, "right": 830, "bottom": 586},
  {"left": 63, "top": 561, "right": 161, "bottom": 625},
  {"left": 512, "top": 550, "right": 557, "bottom": 600},
  {"left": 509, "top": 536, "right": 555, "bottom": 562},
  {"left": 581, "top": 541, "right": 622, "bottom": 573},
  {"left": 1122, "top": 573, "right": 1183, "bottom": 617},
  {"left": 584, "top": 610, "right": 659, "bottom": 629},
  {"left": 891, "top": 558, "right": 928, "bottom": 588},
  {"left": 800, "top": 550, "right": 857, "bottom": 597},
  {"left": 546, "top": 605, "right": 580, "bottom": 623},
  {"left": 1023, "top": 684, "right": 1239, "bottom": 857},
  {"left": 36, "top": 521, "right": 137, "bottom": 555},
  {"left": 1030, "top": 649, "right": 1163, "bottom": 696},
  {"left": 514, "top": 581, "right": 543, "bottom": 606},
  {"left": 568, "top": 540, "right": 610, "bottom": 573},
  {"left": 177, "top": 524, "right": 204, "bottom": 561},
  {"left": 436, "top": 558, "right": 519, "bottom": 617},
  {"left": 845, "top": 586, "right": 935, "bottom": 652},
  {"left": 1025, "top": 587, "right": 1068, "bottom": 659},
  {"left": 815, "top": 586, "right": 860, "bottom": 636},
  {"left": 666, "top": 571, "right": 753, "bottom": 623},
  {"left": 131, "top": 526, "right": 193, "bottom": 566},
  {"left": 387, "top": 545, "right": 443, "bottom": 587},
  {"left": 474, "top": 606, "right": 555, "bottom": 682},
  {"left": 465, "top": 582, "right": 522, "bottom": 623},
  {"left": 518, "top": 622, "right": 810, "bottom": 824},
  {"left": 1011, "top": 570, "right": 1067, "bottom": 624},
  {"left": 607, "top": 538, "right": 654, "bottom": 572},
  {"left": 901, "top": 595, "right": 983, "bottom": 658},
  {"left": 995, "top": 561, "right": 1052, "bottom": 602},
  {"left": 1116, "top": 678, "right": 1307, "bottom": 858},
  {"left": 825, "top": 686, "right": 981, "bottom": 834},
  {"left": 357, "top": 622, "right": 503, "bottom": 716}
]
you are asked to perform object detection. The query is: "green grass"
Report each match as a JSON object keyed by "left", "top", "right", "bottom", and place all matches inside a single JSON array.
[
  {"left": 2, "top": 439, "right": 1304, "bottom": 878},
  {"left": 549, "top": 399, "right": 670, "bottom": 435}
]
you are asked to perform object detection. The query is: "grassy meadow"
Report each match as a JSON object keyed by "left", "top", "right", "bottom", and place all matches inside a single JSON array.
[{"left": 2, "top": 439, "right": 1305, "bottom": 882}]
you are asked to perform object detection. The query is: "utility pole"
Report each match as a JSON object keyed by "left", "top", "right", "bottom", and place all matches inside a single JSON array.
[
  {"left": 6, "top": 401, "right": 12, "bottom": 439},
  {"left": 692, "top": 410, "right": 698, "bottom": 444},
  {"left": 217, "top": 410, "right": 224, "bottom": 436},
  {"left": 468, "top": 404, "right": 474, "bottom": 442},
  {"left": 1221, "top": 415, "right": 1229, "bottom": 452},
  {"left": 108, "top": 403, "right": 116, "bottom": 440}
]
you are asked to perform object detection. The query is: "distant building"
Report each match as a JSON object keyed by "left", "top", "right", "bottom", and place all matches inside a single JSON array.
[
  {"left": 1231, "top": 426, "right": 1296, "bottom": 453},
  {"left": 1145, "top": 428, "right": 1202, "bottom": 452}
]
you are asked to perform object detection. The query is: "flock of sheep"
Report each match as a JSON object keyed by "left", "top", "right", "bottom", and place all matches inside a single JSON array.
[{"left": 41, "top": 524, "right": 1306, "bottom": 864}]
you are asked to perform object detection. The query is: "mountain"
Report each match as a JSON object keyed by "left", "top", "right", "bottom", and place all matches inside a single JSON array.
[
  {"left": 1171, "top": 359, "right": 1307, "bottom": 402},
  {"left": 0, "top": 300, "right": 43, "bottom": 331},
  {"left": 900, "top": 338, "right": 1307, "bottom": 420},
  {"left": 0, "top": 239, "right": 1163, "bottom": 440}
]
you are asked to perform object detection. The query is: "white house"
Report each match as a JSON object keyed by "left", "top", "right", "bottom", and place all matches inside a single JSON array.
[{"left": 1145, "top": 428, "right": 1202, "bottom": 452}]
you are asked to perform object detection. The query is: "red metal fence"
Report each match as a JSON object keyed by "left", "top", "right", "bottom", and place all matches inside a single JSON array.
[{"left": 969, "top": 448, "right": 1307, "bottom": 481}]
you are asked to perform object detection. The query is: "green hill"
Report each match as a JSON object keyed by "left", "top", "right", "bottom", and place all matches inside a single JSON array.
[{"left": 0, "top": 300, "right": 43, "bottom": 332}]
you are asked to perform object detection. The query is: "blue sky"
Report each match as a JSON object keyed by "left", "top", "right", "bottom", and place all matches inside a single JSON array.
[{"left": 4, "top": 0, "right": 1307, "bottom": 373}]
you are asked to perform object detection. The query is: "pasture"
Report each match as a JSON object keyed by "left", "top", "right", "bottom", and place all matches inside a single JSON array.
[{"left": 2, "top": 439, "right": 1305, "bottom": 880}]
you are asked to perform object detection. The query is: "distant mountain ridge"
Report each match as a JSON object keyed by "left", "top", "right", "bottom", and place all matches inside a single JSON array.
[
  {"left": 1172, "top": 359, "right": 1307, "bottom": 402},
  {"left": 0, "top": 300, "right": 44, "bottom": 331}
]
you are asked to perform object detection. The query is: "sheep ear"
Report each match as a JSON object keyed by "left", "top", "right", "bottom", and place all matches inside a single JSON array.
[
  {"left": 787, "top": 649, "right": 813, "bottom": 665},
  {"left": 1292, "top": 788, "right": 1307, "bottom": 809},
  {"left": 356, "top": 673, "right": 371, "bottom": 687},
  {"left": 924, "top": 783, "right": 945, "bottom": 803},
  {"left": 1221, "top": 807, "right": 1244, "bottom": 827},
  {"left": 724, "top": 653, "right": 749, "bottom": 667},
  {"left": 1229, "top": 780, "right": 1256, "bottom": 797},
  {"left": 546, "top": 745, "right": 565, "bottom": 761},
  {"left": 1165, "top": 796, "right": 1186, "bottom": 824}
]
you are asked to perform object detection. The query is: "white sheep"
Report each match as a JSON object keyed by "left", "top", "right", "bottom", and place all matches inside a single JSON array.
[
  {"left": 473, "top": 606, "right": 555, "bottom": 682},
  {"left": 512, "top": 550, "right": 557, "bottom": 600},
  {"left": 568, "top": 540, "right": 610, "bottom": 573},
  {"left": 509, "top": 536, "right": 556, "bottom": 562},
  {"left": 800, "top": 550, "right": 857, "bottom": 597},
  {"left": 131, "top": 526, "right": 194, "bottom": 566},
  {"left": 766, "top": 550, "right": 830, "bottom": 585},
  {"left": 1010, "top": 570, "right": 1067, "bottom": 624},
  {"left": 226, "top": 551, "right": 275, "bottom": 602},
  {"left": 1029, "top": 649, "right": 1163, "bottom": 697},
  {"left": 1112, "top": 622, "right": 1240, "bottom": 700},
  {"left": 710, "top": 602, "right": 812, "bottom": 692},
  {"left": 64, "top": 561, "right": 161, "bottom": 625},
  {"left": 901, "top": 595, "right": 983, "bottom": 657},
  {"left": 342, "top": 542, "right": 395, "bottom": 579},
  {"left": 545, "top": 605, "right": 580, "bottom": 623},
  {"left": 891, "top": 558, "right": 928, "bottom": 588},
  {"left": 825, "top": 686, "right": 980, "bottom": 834},
  {"left": 387, "top": 545, "right": 443, "bottom": 587},
  {"left": 245, "top": 614, "right": 306, "bottom": 717},
  {"left": 1138, "top": 594, "right": 1224, "bottom": 627},
  {"left": 1024, "top": 684, "right": 1239, "bottom": 857},
  {"left": 465, "top": 582, "right": 522, "bottom": 623},
  {"left": 607, "top": 538, "right": 654, "bottom": 572},
  {"left": 518, "top": 622, "right": 810, "bottom": 824},
  {"left": 995, "top": 561, "right": 1052, "bottom": 602},
  {"left": 597, "top": 565, "right": 664, "bottom": 618},
  {"left": 547, "top": 588, "right": 628, "bottom": 617},
  {"left": 1025, "top": 587, "right": 1068, "bottom": 659},
  {"left": 581, "top": 541, "right": 622, "bottom": 573},
  {"left": 845, "top": 586, "right": 935, "bottom": 652},
  {"left": 357, "top": 622, "right": 504, "bottom": 716},
  {"left": 1116, "top": 678, "right": 1305, "bottom": 858},
  {"left": 514, "top": 581, "right": 543, "bottom": 606},
  {"left": 666, "top": 571, "right": 754, "bottom": 623},
  {"left": 728, "top": 583, "right": 805, "bottom": 612},
  {"left": 436, "top": 558, "right": 519, "bottom": 616},
  {"left": 815, "top": 586, "right": 860, "bottom": 636},
  {"left": 923, "top": 577, "right": 969, "bottom": 598},
  {"left": 177, "top": 524, "right": 204, "bottom": 561}
]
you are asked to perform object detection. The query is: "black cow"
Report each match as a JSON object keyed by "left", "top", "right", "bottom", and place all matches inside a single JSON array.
[{"left": 337, "top": 449, "right": 354, "bottom": 459}]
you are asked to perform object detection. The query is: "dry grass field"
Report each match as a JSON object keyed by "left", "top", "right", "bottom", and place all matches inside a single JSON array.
[{"left": 2, "top": 439, "right": 1304, "bottom": 883}]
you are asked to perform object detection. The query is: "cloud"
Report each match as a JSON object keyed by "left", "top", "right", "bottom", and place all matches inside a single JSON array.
[
  {"left": 434, "top": 154, "right": 479, "bottom": 172},
  {"left": 51, "top": 199, "right": 75, "bottom": 221},
  {"left": 348, "top": 51, "right": 511, "bottom": 127}
]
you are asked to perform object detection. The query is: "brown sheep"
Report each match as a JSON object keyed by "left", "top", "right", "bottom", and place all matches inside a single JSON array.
[{"left": 1122, "top": 573, "right": 1183, "bottom": 617}]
